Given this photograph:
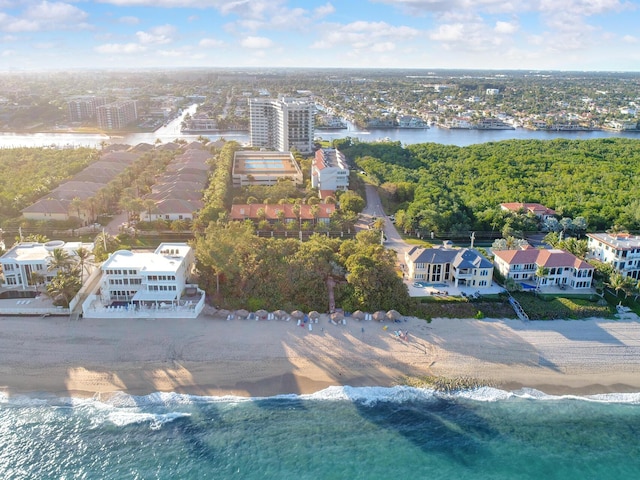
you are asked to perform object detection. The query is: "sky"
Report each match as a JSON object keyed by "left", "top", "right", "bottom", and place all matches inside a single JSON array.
[{"left": 1, "top": 0, "right": 639, "bottom": 72}]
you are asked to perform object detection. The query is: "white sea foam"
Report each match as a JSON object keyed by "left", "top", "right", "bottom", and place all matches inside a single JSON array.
[
  {"left": 3, "top": 386, "right": 640, "bottom": 410},
  {"left": 107, "top": 411, "right": 191, "bottom": 429}
]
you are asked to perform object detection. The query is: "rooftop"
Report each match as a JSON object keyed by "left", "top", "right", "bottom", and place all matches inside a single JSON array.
[{"left": 587, "top": 232, "right": 640, "bottom": 249}]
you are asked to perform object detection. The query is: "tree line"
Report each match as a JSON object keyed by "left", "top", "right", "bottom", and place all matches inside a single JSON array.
[{"left": 337, "top": 137, "right": 640, "bottom": 234}]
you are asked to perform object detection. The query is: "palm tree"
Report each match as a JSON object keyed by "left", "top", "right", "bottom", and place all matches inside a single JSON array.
[
  {"left": 143, "top": 199, "right": 157, "bottom": 222},
  {"left": 48, "top": 248, "right": 74, "bottom": 274},
  {"left": 74, "top": 246, "right": 92, "bottom": 282},
  {"left": 29, "top": 271, "right": 46, "bottom": 293},
  {"left": 535, "top": 265, "right": 549, "bottom": 290},
  {"left": 46, "top": 273, "right": 81, "bottom": 308},
  {"left": 170, "top": 219, "right": 187, "bottom": 232},
  {"left": 292, "top": 203, "right": 301, "bottom": 230},
  {"left": 310, "top": 205, "right": 319, "bottom": 225},
  {"left": 69, "top": 196, "right": 84, "bottom": 222},
  {"left": 607, "top": 273, "right": 626, "bottom": 299}
]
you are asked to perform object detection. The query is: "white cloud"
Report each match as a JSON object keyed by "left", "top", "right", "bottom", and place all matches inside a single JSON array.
[
  {"left": 136, "top": 24, "right": 175, "bottom": 45},
  {"left": 1, "top": 49, "right": 15, "bottom": 57},
  {"left": 622, "top": 34, "right": 638, "bottom": 43},
  {"left": 118, "top": 16, "right": 140, "bottom": 25},
  {"left": 241, "top": 36, "right": 273, "bottom": 49},
  {"left": 1, "top": 34, "right": 18, "bottom": 42},
  {"left": 95, "top": 42, "right": 147, "bottom": 54},
  {"left": 430, "top": 23, "right": 464, "bottom": 42},
  {"left": 494, "top": 20, "right": 517, "bottom": 34},
  {"left": 371, "top": 42, "right": 396, "bottom": 52},
  {"left": 33, "top": 42, "right": 55, "bottom": 49},
  {"left": 199, "top": 37, "right": 225, "bottom": 48},
  {"left": 429, "top": 18, "right": 512, "bottom": 51},
  {"left": 26, "top": 1, "right": 88, "bottom": 22},
  {"left": 314, "top": 3, "right": 335, "bottom": 18},
  {"left": 0, "top": 1, "right": 90, "bottom": 32},
  {"left": 311, "top": 20, "right": 419, "bottom": 52},
  {"left": 158, "top": 48, "right": 188, "bottom": 57},
  {"left": 98, "top": 0, "right": 287, "bottom": 18}
]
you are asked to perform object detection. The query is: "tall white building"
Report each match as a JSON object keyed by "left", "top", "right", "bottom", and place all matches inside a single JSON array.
[
  {"left": 249, "top": 97, "right": 314, "bottom": 153},
  {"left": 68, "top": 96, "right": 107, "bottom": 122},
  {"left": 96, "top": 100, "right": 138, "bottom": 130}
]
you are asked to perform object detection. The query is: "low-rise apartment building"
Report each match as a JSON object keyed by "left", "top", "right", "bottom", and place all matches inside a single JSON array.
[{"left": 311, "top": 148, "right": 349, "bottom": 193}]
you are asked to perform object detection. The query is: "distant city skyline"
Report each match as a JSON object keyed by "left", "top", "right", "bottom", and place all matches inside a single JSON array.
[{"left": 1, "top": 0, "right": 639, "bottom": 72}]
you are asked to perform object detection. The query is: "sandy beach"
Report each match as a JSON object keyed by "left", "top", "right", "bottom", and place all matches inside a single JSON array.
[{"left": 1, "top": 313, "right": 640, "bottom": 399}]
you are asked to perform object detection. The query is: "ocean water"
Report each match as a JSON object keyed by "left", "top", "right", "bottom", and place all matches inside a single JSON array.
[{"left": 2, "top": 386, "right": 640, "bottom": 480}]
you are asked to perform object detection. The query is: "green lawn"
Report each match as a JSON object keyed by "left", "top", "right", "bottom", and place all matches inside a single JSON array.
[{"left": 512, "top": 292, "right": 615, "bottom": 320}]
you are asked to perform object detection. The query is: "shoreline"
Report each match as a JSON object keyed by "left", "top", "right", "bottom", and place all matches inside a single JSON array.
[{"left": 2, "top": 314, "right": 640, "bottom": 400}]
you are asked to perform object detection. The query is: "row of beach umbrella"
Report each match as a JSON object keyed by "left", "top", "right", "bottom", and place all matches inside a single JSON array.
[{"left": 214, "top": 308, "right": 402, "bottom": 322}]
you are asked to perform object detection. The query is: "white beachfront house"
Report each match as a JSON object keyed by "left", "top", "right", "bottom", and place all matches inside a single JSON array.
[
  {"left": 82, "top": 242, "right": 205, "bottom": 318},
  {"left": 0, "top": 240, "right": 94, "bottom": 289},
  {"left": 586, "top": 232, "right": 640, "bottom": 281}
]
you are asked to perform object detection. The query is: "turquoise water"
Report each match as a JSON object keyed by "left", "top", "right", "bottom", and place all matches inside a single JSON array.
[{"left": 2, "top": 386, "right": 640, "bottom": 479}]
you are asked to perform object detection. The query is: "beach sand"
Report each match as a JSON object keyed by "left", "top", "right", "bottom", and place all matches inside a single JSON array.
[{"left": 1, "top": 313, "right": 640, "bottom": 398}]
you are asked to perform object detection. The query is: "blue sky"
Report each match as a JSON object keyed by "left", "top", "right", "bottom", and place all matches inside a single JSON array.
[{"left": 1, "top": 0, "right": 639, "bottom": 71}]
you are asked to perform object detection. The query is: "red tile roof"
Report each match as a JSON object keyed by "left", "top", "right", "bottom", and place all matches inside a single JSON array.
[
  {"left": 500, "top": 203, "right": 556, "bottom": 216},
  {"left": 230, "top": 203, "right": 335, "bottom": 221},
  {"left": 493, "top": 248, "right": 592, "bottom": 270}
]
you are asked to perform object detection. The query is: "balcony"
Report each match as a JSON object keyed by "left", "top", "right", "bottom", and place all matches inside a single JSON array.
[{"left": 455, "top": 269, "right": 473, "bottom": 278}]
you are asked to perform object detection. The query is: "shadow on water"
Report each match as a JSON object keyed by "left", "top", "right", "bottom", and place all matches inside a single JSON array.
[{"left": 350, "top": 394, "right": 499, "bottom": 467}]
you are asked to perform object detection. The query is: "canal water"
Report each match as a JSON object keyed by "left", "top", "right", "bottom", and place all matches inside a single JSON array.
[{"left": 0, "top": 105, "right": 638, "bottom": 149}]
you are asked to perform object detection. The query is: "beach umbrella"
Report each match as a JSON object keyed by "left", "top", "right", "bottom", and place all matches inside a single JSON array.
[
  {"left": 273, "top": 309, "right": 288, "bottom": 320},
  {"left": 386, "top": 309, "right": 402, "bottom": 321},
  {"left": 291, "top": 310, "right": 305, "bottom": 319},
  {"left": 235, "top": 308, "right": 250, "bottom": 319},
  {"left": 352, "top": 310, "right": 365, "bottom": 320},
  {"left": 308, "top": 310, "right": 320, "bottom": 320},
  {"left": 331, "top": 311, "right": 344, "bottom": 322},
  {"left": 255, "top": 309, "right": 269, "bottom": 320},
  {"left": 373, "top": 311, "right": 386, "bottom": 322}
]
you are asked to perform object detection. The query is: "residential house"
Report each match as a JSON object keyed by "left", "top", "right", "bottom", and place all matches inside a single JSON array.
[
  {"left": 587, "top": 232, "right": 640, "bottom": 280},
  {"left": 141, "top": 146, "right": 210, "bottom": 222},
  {"left": 404, "top": 244, "right": 494, "bottom": 288},
  {"left": 493, "top": 246, "right": 594, "bottom": 289},
  {"left": 500, "top": 202, "right": 557, "bottom": 221},
  {"left": 82, "top": 243, "right": 205, "bottom": 318},
  {"left": 0, "top": 240, "right": 94, "bottom": 289}
]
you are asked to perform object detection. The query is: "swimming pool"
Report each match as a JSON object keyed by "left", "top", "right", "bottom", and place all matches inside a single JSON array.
[{"left": 243, "top": 159, "right": 285, "bottom": 169}]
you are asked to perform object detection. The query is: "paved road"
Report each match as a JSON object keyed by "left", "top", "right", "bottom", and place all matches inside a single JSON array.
[{"left": 360, "top": 184, "right": 412, "bottom": 266}]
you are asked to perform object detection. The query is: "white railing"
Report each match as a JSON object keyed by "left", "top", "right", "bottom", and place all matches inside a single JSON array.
[{"left": 82, "top": 288, "right": 206, "bottom": 319}]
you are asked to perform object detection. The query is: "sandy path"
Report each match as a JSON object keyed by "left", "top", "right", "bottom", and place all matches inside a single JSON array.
[{"left": 1, "top": 314, "right": 640, "bottom": 398}]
